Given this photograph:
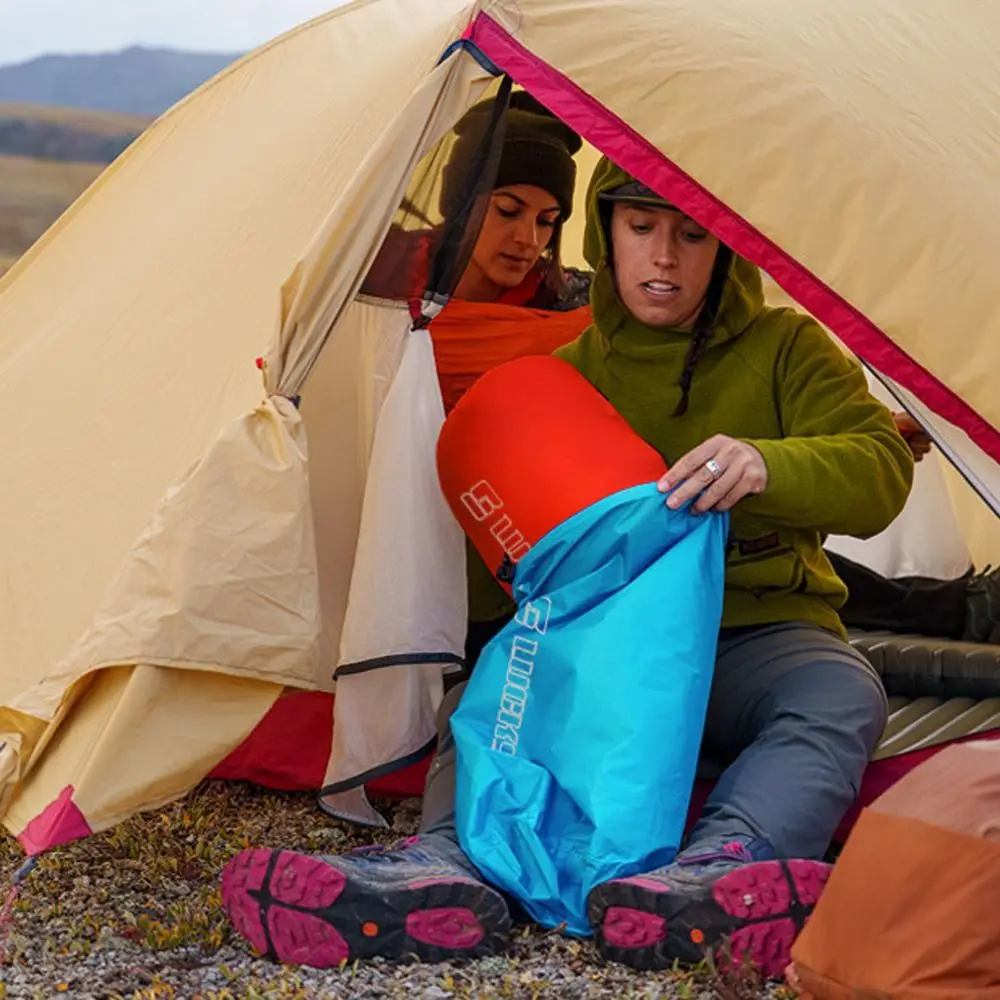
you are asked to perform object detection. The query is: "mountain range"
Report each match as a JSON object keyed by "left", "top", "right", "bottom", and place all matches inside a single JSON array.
[
  {"left": 0, "top": 46, "right": 239, "bottom": 117},
  {"left": 0, "top": 46, "right": 241, "bottom": 273}
]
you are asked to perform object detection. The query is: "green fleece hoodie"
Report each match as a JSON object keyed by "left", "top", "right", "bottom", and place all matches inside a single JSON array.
[{"left": 550, "top": 159, "right": 914, "bottom": 637}]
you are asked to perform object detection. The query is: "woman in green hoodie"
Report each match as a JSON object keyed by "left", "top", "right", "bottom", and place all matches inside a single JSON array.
[
  {"left": 564, "top": 161, "right": 913, "bottom": 975},
  {"left": 219, "top": 158, "right": 913, "bottom": 979}
]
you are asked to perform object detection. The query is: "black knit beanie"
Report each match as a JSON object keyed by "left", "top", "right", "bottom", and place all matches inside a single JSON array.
[{"left": 439, "top": 91, "right": 582, "bottom": 221}]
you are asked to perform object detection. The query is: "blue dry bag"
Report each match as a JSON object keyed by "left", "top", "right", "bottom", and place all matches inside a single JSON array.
[{"left": 451, "top": 483, "right": 728, "bottom": 935}]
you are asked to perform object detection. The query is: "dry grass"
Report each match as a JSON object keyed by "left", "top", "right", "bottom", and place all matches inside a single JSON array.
[
  {"left": 0, "top": 153, "right": 101, "bottom": 201},
  {"left": 0, "top": 782, "right": 793, "bottom": 1000},
  {"left": 0, "top": 102, "right": 150, "bottom": 135},
  {"left": 0, "top": 153, "right": 102, "bottom": 261}
]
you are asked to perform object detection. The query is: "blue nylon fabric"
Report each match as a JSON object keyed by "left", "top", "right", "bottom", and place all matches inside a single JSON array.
[{"left": 452, "top": 483, "right": 728, "bottom": 935}]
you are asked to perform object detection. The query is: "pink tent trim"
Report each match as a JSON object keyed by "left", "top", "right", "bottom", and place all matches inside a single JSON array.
[
  {"left": 467, "top": 13, "right": 1000, "bottom": 464},
  {"left": 17, "top": 785, "right": 92, "bottom": 856}
]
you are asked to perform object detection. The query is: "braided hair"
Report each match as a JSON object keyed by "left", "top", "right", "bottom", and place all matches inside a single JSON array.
[{"left": 672, "top": 245, "right": 734, "bottom": 417}]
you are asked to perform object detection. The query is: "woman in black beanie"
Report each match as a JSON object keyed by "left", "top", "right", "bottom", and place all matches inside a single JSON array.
[
  {"left": 439, "top": 90, "right": 586, "bottom": 307},
  {"left": 362, "top": 90, "right": 590, "bottom": 312}
]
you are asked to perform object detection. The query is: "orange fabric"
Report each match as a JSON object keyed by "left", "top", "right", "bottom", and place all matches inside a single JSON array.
[
  {"left": 867, "top": 741, "right": 1000, "bottom": 844},
  {"left": 362, "top": 222, "right": 590, "bottom": 413},
  {"left": 494, "top": 268, "right": 546, "bottom": 307},
  {"left": 437, "top": 355, "right": 666, "bottom": 592},
  {"left": 429, "top": 299, "right": 591, "bottom": 414},
  {"left": 790, "top": 743, "right": 1000, "bottom": 999}
]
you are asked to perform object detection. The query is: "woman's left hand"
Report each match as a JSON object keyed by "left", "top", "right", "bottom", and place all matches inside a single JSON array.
[
  {"left": 657, "top": 435, "right": 769, "bottom": 513},
  {"left": 893, "top": 412, "right": 932, "bottom": 463}
]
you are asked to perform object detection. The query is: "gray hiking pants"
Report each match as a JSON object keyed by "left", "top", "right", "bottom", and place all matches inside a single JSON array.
[{"left": 421, "top": 621, "right": 887, "bottom": 861}]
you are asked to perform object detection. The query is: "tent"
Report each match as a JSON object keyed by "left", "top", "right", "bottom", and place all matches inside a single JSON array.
[{"left": 2, "top": 0, "right": 1000, "bottom": 855}]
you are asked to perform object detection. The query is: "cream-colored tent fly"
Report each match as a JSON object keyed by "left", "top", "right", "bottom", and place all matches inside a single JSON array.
[{"left": 2, "top": 0, "right": 1000, "bottom": 853}]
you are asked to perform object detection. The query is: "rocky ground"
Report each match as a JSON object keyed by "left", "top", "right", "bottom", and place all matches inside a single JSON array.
[{"left": 0, "top": 782, "right": 792, "bottom": 1000}]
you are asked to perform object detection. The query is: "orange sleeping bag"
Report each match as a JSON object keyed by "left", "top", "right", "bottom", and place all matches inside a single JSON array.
[
  {"left": 436, "top": 355, "right": 667, "bottom": 593},
  {"left": 429, "top": 298, "right": 592, "bottom": 415}
]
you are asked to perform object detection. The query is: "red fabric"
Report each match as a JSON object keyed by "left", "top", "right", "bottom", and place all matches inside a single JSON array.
[
  {"left": 18, "top": 785, "right": 92, "bottom": 855},
  {"left": 437, "top": 355, "right": 667, "bottom": 594},
  {"left": 209, "top": 690, "right": 334, "bottom": 790},
  {"left": 209, "top": 690, "right": 430, "bottom": 797},
  {"left": 495, "top": 268, "right": 545, "bottom": 306},
  {"left": 468, "top": 13, "right": 1000, "bottom": 465}
]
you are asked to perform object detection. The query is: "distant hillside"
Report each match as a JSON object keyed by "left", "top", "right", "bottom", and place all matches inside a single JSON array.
[
  {"left": 0, "top": 47, "right": 235, "bottom": 281},
  {"left": 0, "top": 104, "right": 146, "bottom": 275},
  {"left": 0, "top": 154, "right": 103, "bottom": 275},
  {"left": 0, "top": 46, "right": 239, "bottom": 117},
  {"left": 0, "top": 103, "right": 150, "bottom": 164}
]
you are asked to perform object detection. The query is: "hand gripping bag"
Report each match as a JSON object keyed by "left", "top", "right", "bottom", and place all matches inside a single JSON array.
[{"left": 437, "top": 356, "right": 728, "bottom": 934}]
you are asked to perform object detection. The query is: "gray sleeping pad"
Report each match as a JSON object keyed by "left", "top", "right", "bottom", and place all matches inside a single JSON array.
[{"left": 849, "top": 631, "right": 1000, "bottom": 760}]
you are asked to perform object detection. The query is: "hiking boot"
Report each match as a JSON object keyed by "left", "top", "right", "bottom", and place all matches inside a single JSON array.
[
  {"left": 587, "top": 839, "right": 831, "bottom": 978},
  {"left": 221, "top": 833, "right": 510, "bottom": 968},
  {"left": 964, "top": 565, "right": 1000, "bottom": 643}
]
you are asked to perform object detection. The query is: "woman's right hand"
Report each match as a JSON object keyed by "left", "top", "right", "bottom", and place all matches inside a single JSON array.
[{"left": 658, "top": 434, "right": 768, "bottom": 513}]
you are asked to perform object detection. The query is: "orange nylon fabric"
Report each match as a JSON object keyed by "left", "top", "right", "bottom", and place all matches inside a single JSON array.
[
  {"left": 429, "top": 299, "right": 591, "bottom": 414},
  {"left": 437, "top": 355, "right": 667, "bottom": 591},
  {"left": 790, "top": 742, "right": 1000, "bottom": 998}
]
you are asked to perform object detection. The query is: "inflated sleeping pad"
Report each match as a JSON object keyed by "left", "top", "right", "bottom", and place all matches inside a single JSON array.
[{"left": 849, "top": 631, "right": 1000, "bottom": 759}]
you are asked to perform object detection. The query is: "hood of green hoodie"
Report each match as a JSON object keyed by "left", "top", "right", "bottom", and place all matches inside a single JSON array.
[{"left": 584, "top": 157, "right": 765, "bottom": 356}]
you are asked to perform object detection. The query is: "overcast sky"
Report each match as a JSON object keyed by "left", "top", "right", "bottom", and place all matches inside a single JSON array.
[{"left": 0, "top": 0, "right": 349, "bottom": 66}]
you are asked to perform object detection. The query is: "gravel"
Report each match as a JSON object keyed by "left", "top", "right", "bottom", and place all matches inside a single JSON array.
[{"left": 0, "top": 782, "right": 794, "bottom": 1000}]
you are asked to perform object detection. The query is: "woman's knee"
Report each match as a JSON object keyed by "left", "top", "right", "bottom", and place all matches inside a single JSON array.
[
  {"left": 849, "top": 669, "right": 889, "bottom": 756},
  {"left": 795, "top": 660, "right": 888, "bottom": 758}
]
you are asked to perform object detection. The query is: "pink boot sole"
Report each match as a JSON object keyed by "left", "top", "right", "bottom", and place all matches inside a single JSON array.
[
  {"left": 591, "top": 859, "right": 831, "bottom": 978},
  {"left": 221, "top": 848, "right": 510, "bottom": 968},
  {"left": 222, "top": 850, "right": 351, "bottom": 967}
]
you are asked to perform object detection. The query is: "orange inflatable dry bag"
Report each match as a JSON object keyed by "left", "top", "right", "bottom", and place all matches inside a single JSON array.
[{"left": 436, "top": 355, "right": 667, "bottom": 591}]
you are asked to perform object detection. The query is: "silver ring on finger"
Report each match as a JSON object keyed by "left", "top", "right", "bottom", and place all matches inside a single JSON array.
[{"left": 704, "top": 458, "right": 725, "bottom": 481}]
